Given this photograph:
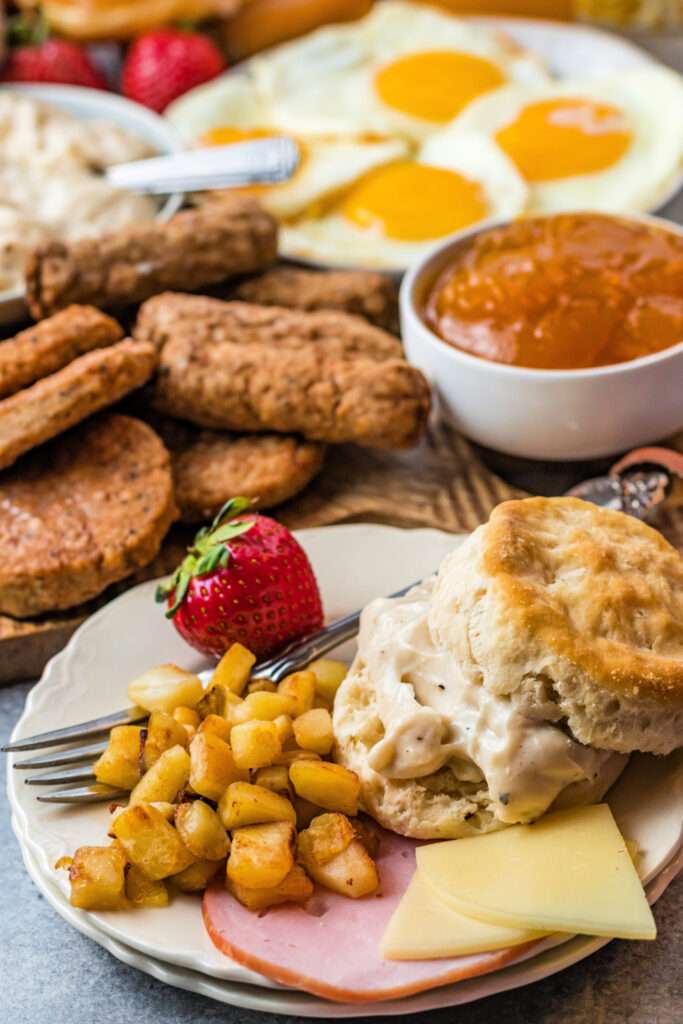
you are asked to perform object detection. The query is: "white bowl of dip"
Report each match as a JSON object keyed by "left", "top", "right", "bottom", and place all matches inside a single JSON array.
[
  {"left": 0, "top": 84, "right": 183, "bottom": 326},
  {"left": 400, "top": 213, "right": 683, "bottom": 462}
]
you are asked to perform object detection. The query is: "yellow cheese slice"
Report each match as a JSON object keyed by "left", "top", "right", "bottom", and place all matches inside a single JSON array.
[
  {"left": 417, "top": 804, "right": 656, "bottom": 941},
  {"left": 381, "top": 871, "right": 545, "bottom": 961}
]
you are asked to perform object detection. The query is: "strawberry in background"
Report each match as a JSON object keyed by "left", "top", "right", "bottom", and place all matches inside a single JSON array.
[
  {"left": 0, "top": 9, "right": 109, "bottom": 88},
  {"left": 121, "top": 27, "right": 225, "bottom": 112}
]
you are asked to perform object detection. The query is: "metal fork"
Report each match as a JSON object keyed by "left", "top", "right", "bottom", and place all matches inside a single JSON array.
[{"left": 4, "top": 581, "right": 420, "bottom": 804}]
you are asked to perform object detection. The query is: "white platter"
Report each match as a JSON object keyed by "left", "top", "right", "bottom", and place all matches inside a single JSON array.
[
  {"left": 0, "top": 83, "right": 183, "bottom": 326},
  {"left": 8, "top": 523, "right": 683, "bottom": 1014}
]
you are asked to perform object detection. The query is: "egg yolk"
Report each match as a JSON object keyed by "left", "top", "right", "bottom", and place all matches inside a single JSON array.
[
  {"left": 495, "top": 98, "right": 632, "bottom": 182},
  {"left": 375, "top": 50, "right": 505, "bottom": 123},
  {"left": 341, "top": 161, "right": 488, "bottom": 241}
]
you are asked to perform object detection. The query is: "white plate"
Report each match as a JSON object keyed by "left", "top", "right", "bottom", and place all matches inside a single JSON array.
[
  {"left": 8, "top": 524, "right": 683, "bottom": 1013},
  {"left": 0, "top": 83, "right": 183, "bottom": 326}
]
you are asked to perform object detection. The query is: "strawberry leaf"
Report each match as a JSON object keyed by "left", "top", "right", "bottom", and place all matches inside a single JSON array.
[{"left": 210, "top": 520, "right": 255, "bottom": 546}]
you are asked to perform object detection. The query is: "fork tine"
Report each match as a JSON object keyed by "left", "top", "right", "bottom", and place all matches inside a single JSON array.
[
  {"left": 2, "top": 707, "right": 145, "bottom": 753},
  {"left": 25, "top": 763, "right": 97, "bottom": 786},
  {"left": 13, "top": 740, "right": 108, "bottom": 770},
  {"left": 36, "top": 784, "right": 128, "bottom": 804}
]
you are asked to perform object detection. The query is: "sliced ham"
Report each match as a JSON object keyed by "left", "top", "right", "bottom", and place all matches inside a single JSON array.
[{"left": 203, "top": 831, "right": 541, "bottom": 1003}]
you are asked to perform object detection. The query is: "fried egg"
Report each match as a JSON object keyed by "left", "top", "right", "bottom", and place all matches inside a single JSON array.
[
  {"left": 166, "top": 75, "right": 408, "bottom": 220},
  {"left": 280, "top": 132, "right": 528, "bottom": 270},
  {"left": 250, "top": 1, "right": 551, "bottom": 141},
  {"left": 450, "top": 67, "right": 683, "bottom": 213}
]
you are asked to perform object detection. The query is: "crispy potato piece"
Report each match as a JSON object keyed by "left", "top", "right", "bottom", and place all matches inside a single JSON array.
[
  {"left": 253, "top": 765, "right": 291, "bottom": 796},
  {"left": 125, "top": 865, "right": 169, "bottom": 908},
  {"left": 350, "top": 816, "right": 381, "bottom": 860},
  {"left": 189, "top": 732, "right": 247, "bottom": 801},
  {"left": 196, "top": 683, "right": 244, "bottom": 721},
  {"left": 130, "top": 745, "right": 190, "bottom": 805},
  {"left": 94, "top": 725, "right": 144, "bottom": 791},
  {"left": 227, "top": 822, "right": 295, "bottom": 890},
  {"left": 230, "top": 720, "right": 281, "bottom": 770},
  {"left": 175, "top": 801, "right": 230, "bottom": 861},
  {"left": 299, "top": 838, "right": 379, "bottom": 899},
  {"left": 294, "top": 797, "right": 321, "bottom": 830},
  {"left": 297, "top": 813, "right": 355, "bottom": 866},
  {"left": 218, "top": 782, "right": 296, "bottom": 830},
  {"left": 289, "top": 761, "right": 360, "bottom": 815},
  {"left": 273, "top": 714, "right": 293, "bottom": 745},
  {"left": 227, "top": 864, "right": 313, "bottom": 911},
  {"left": 171, "top": 858, "right": 224, "bottom": 893},
  {"left": 198, "top": 713, "right": 232, "bottom": 743},
  {"left": 277, "top": 671, "right": 316, "bottom": 716},
  {"left": 246, "top": 678, "right": 277, "bottom": 694},
  {"left": 237, "top": 691, "right": 294, "bottom": 722},
  {"left": 210, "top": 643, "right": 256, "bottom": 696},
  {"left": 292, "top": 708, "right": 334, "bottom": 754},
  {"left": 128, "top": 664, "right": 204, "bottom": 713},
  {"left": 308, "top": 659, "right": 348, "bottom": 704},
  {"left": 143, "top": 710, "right": 189, "bottom": 769},
  {"left": 173, "top": 706, "right": 201, "bottom": 738},
  {"left": 111, "top": 803, "right": 195, "bottom": 880},
  {"left": 274, "top": 749, "right": 321, "bottom": 766},
  {"left": 69, "top": 844, "right": 128, "bottom": 910}
]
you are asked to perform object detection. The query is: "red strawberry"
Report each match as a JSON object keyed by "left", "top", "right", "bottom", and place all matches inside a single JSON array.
[
  {"left": 121, "top": 29, "right": 224, "bottom": 114},
  {"left": 157, "top": 497, "right": 323, "bottom": 660},
  {"left": 0, "top": 39, "right": 108, "bottom": 89}
]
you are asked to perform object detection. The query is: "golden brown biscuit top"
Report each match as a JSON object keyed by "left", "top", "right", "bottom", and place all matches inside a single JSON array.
[{"left": 483, "top": 497, "right": 683, "bottom": 707}]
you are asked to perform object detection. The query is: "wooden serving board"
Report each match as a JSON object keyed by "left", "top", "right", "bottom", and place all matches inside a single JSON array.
[{"left": 3, "top": 420, "right": 683, "bottom": 685}]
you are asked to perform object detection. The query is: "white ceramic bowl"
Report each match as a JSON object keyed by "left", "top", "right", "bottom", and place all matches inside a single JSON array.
[
  {"left": 0, "top": 83, "right": 183, "bottom": 326},
  {"left": 400, "top": 215, "right": 683, "bottom": 462}
]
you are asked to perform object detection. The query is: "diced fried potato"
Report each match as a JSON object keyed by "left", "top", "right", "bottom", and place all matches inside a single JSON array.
[
  {"left": 297, "top": 813, "right": 355, "bottom": 866},
  {"left": 230, "top": 720, "right": 281, "bottom": 770},
  {"left": 111, "top": 803, "right": 195, "bottom": 880},
  {"left": 143, "top": 710, "right": 189, "bottom": 769},
  {"left": 171, "top": 858, "right": 223, "bottom": 893},
  {"left": 94, "top": 725, "right": 144, "bottom": 791},
  {"left": 237, "top": 691, "right": 294, "bottom": 722},
  {"left": 294, "top": 797, "right": 321, "bottom": 830},
  {"left": 198, "top": 714, "right": 232, "bottom": 743},
  {"left": 189, "top": 732, "right": 247, "bottom": 801},
  {"left": 218, "top": 782, "right": 296, "bottom": 830},
  {"left": 277, "top": 671, "right": 316, "bottom": 716},
  {"left": 273, "top": 714, "right": 293, "bottom": 745},
  {"left": 150, "top": 801, "right": 176, "bottom": 820},
  {"left": 274, "top": 749, "right": 321, "bottom": 766},
  {"left": 227, "top": 822, "right": 295, "bottom": 889},
  {"left": 289, "top": 761, "right": 360, "bottom": 816},
  {"left": 292, "top": 708, "right": 334, "bottom": 755},
  {"left": 299, "top": 838, "right": 379, "bottom": 899},
  {"left": 128, "top": 664, "right": 204, "bottom": 714},
  {"left": 227, "top": 865, "right": 313, "bottom": 910},
  {"left": 69, "top": 844, "right": 128, "bottom": 910},
  {"left": 253, "top": 765, "right": 291, "bottom": 796},
  {"left": 125, "top": 865, "right": 169, "bottom": 908},
  {"left": 246, "top": 678, "right": 277, "bottom": 694},
  {"left": 196, "top": 683, "right": 243, "bottom": 721},
  {"left": 173, "top": 706, "right": 200, "bottom": 738},
  {"left": 130, "top": 745, "right": 190, "bottom": 805},
  {"left": 350, "top": 816, "right": 381, "bottom": 859},
  {"left": 175, "top": 801, "right": 230, "bottom": 861},
  {"left": 308, "top": 659, "right": 348, "bottom": 704},
  {"left": 210, "top": 643, "right": 256, "bottom": 696}
]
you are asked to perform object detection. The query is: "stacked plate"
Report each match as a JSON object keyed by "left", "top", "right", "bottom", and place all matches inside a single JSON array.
[{"left": 8, "top": 524, "right": 683, "bottom": 1016}]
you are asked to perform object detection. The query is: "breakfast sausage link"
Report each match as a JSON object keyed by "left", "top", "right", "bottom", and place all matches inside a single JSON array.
[{"left": 24, "top": 197, "right": 278, "bottom": 319}]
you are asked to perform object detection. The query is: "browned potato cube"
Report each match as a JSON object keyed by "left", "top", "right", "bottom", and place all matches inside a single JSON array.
[
  {"left": 227, "top": 822, "right": 295, "bottom": 889},
  {"left": 175, "top": 801, "right": 230, "bottom": 861},
  {"left": 128, "top": 664, "right": 204, "bottom": 713},
  {"left": 297, "top": 813, "right": 355, "bottom": 866},
  {"left": 130, "top": 745, "right": 190, "bottom": 805},
  {"left": 237, "top": 691, "right": 294, "bottom": 722},
  {"left": 350, "top": 816, "right": 381, "bottom": 859},
  {"left": 227, "top": 865, "right": 313, "bottom": 911},
  {"left": 125, "top": 865, "right": 169, "bottom": 908},
  {"left": 173, "top": 706, "right": 200, "bottom": 739},
  {"left": 69, "top": 844, "right": 128, "bottom": 910},
  {"left": 298, "top": 838, "right": 379, "bottom": 899},
  {"left": 308, "top": 659, "right": 348, "bottom": 704},
  {"left": 294, "top": 797, "right": 322, "bottom": 830},
  {"left": 289, "top": 761, "right": 360, "bottom": 816},
  {"left": 189, "top": 732, "right": 247, "bottom": 801},
  {"left": 94, "top": 725, "right": 144, "bottom": 791},
  {"left": 111, "top": 803, "right": 195, "bottom": 880},
  {"left": 274, "top": 749, "right": 321, "bottom": 766},
  {"left": 292, "top": 708, "right": 334, "bottom": 755},
  {"left": 218, "top": 782, "right": 296, "bottom": 830},
  {"left": 246, "top": 678, "right": 277, "bottom": 694},
  {"left": 277, "top": 671, "right": 316, "bottom": 716},
  {"left": 144, "top": 710, "right": 189, "bottom": 769},
  {"left": 253, "top": 765, "right": 291, "bottom": 796},
  {"left": 171, "top": 858, "right": 223, "bottom": 893},
  {"left": 197, "top": 684, "right": 243, "bottom": 721},
  {"left": 273, "top": 714, "right": 293, "bottom": 746},
  {"left": 210, "top": 643, "right": 256, "bottom": 696},
  {"left": 230, "top": 720, "right": 281, "bottom": 770},
  {"left": 198, "top": 714, "right": 232, "bottom": 743}
]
